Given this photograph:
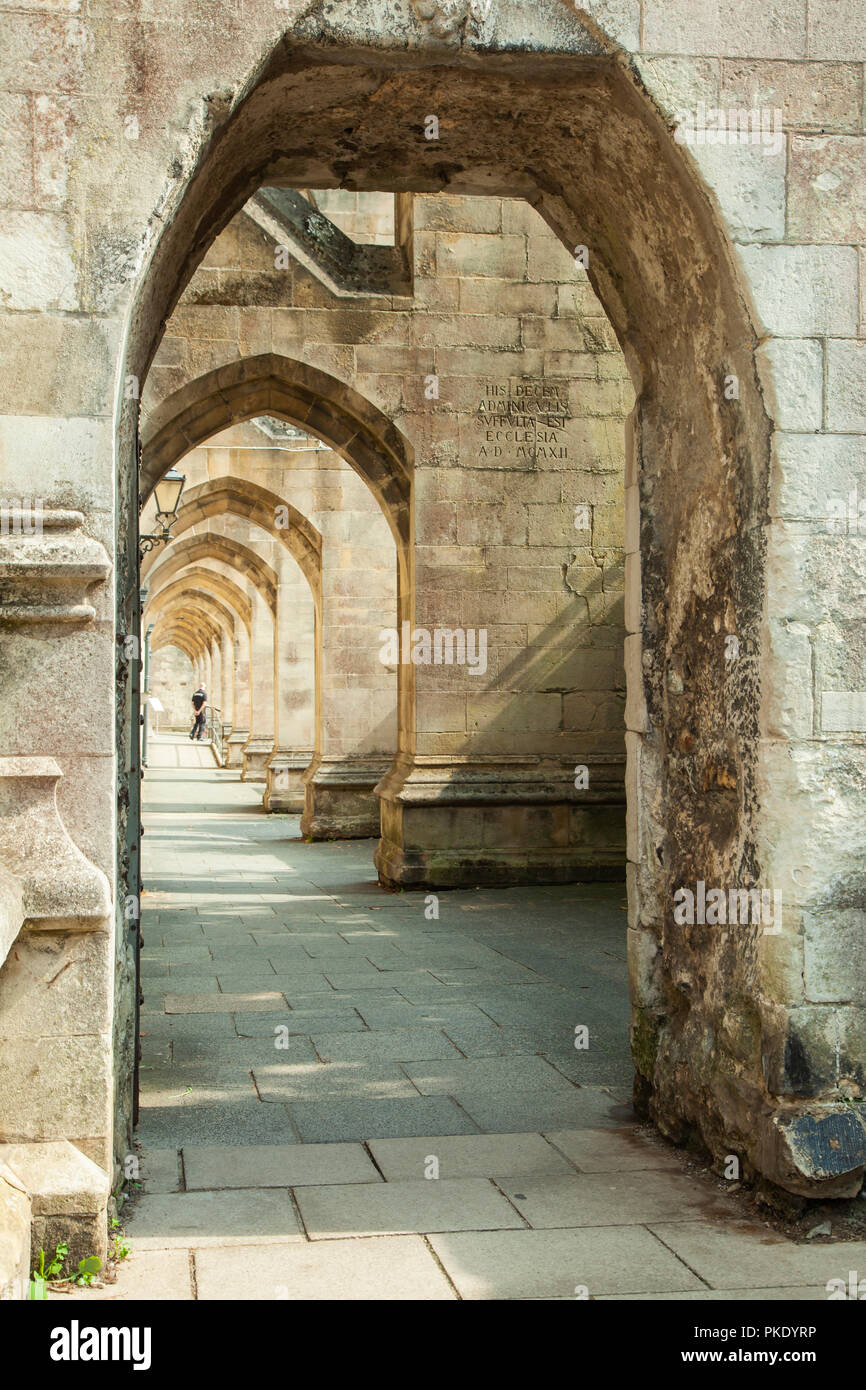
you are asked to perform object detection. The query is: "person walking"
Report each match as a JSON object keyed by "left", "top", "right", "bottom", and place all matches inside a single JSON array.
[{"left": 190, "top": 685, "right": 207, "bottom": 741}]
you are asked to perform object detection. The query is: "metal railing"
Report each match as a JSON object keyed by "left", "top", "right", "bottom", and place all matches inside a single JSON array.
[{"left": 205, "top": 704, "right": 225, "bottom": 765}]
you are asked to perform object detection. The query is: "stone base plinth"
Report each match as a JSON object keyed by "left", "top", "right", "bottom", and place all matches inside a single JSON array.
[
  {"left": 0, "top": 1162, "right": 29, "bottom": 1300},
  {"left": 215, "top": 724, "right": 232, "bottom": 767},
  {"left": 0, "top": 1141, "right": 109, "bottom": 1271},
  {"left": 241, "top": 736, "right": 273, "bottom": 783},
  {"left": 374, "top": 754, "right": 626, "bottom": 889},
  {"left": 224, "top": 729, "right": 249, "bottom": 771},
  {"left": 301, "top": 756, "right": 395, "bottom": 839},
  {"left": 264, "top": 749, "right": 312, "bottom": 813}
]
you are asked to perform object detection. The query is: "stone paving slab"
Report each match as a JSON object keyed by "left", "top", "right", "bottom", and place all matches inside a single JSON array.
[
  {"left": 137, "top": 1101, "right": 298, "bottom": 1148},
  {"left": 170, "top": 1037, "right": 317, "bottom": 1066},
  {"left": 296, "top": 1177, "right": 525, "bottom": 1239},
  {"left": 233, "top": 1009, "right": 365, "bottom": 1036},
  {"left": 498, "top": 1172, "right": 737, "bottom": 1228},
  {"left": 183, "top": 1142, "right": 381, "bottom": 1190},
  {"left": 438, "top": 1023, "right": 563, "bottom": 1057},
  {"left": 140, "top": 1039, "right": 173, "bottom": 1066},
  {"left": 142, "top": 946, "right": 212, "bottom": 963},
  {"left": 287, "top": 1097, "right": 481, "bottom": 1143},
  {"left": 139, "top": 1011, "right": 239, "bottom": 1039},
  {"left": 49, "top": 1250, "right": 195, "bottom": 1302},
  {"left": 271, "top": 975, "right": 350, "bottom": 994},
  {"left": 648, "top": 1222, "right": 866, "bottom": 1290},
  {"left": 139, "top": 1065, "right": 259, "bottom": 1104},
  {"left": 401, "top": 1056, "right": 580, "bottom": 1094},
  {"left": 139, "top": 1148, "right": 183, "bottom": 1193},
  {"left": 152, "top": 977, "right": 222, "bottom": 995},
  {"left": 165, "top": 992, "right": 287, "bottom": 1013},
  {"left": 545, "top": 1127, "right": 684, "bottom": 1172},
  {"left": 310, "top": 1028, "right": 462, "bottom": 1063},
  {"left": 127, "top": 1189, "right": 303, "bottom": 1249},
  {"left": 458, "top": 1087, "right": 631, "bottom": 1134},
  {"left": 254, "top": 1062, "right": 421, "bottom": 1101},
  {"left": 367, "top": 1133, "right": 575, "bottom": 1181},
  {"left": 428, "top": 1226, "right": 706, "bottom": 1299},
  {"left": 193, "top": 1236, "right": 456, "bottom": 1300},
  {"left": 352, "top": 1001, "right": 496, "bottom": 1028}
]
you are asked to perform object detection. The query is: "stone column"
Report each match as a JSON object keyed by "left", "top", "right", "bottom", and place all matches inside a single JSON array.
[
  {"left": 220, "top": 627, "right": 234, "bottom": 742},
  {"left": 301, "top": 519, "right": 398, "bottom": 840},
  {"left": 374, "top": 357, "right": 628, "bottom": 887},
  {"left": 265, "top": 553, "right": 315, "bottom": 812},
  {"left": 225, "top": 623, "right": 251, "bottom": 770},
  {"left": 242, "top": 583, "right": 275, "bottom": 783},
  {"left": 209, "top": 638, "right": 221, "bottom": 722}
]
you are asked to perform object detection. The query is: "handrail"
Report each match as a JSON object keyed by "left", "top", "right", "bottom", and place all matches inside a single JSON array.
[{"left": 205, "top": 704, "right": 224, "bottom": 765}]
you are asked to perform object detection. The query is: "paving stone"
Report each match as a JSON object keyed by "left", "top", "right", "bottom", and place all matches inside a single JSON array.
[
  {"left": 171, "top": 1036, "right": 317, "bottom": 1066},
  {"left": 51, "top": 1250, "right": 194, "bottom": 1301},
  {"left": 127, "top": 1189, "right": 303, "bottom": 1249},
  {"left": 287, "top": 1097, "right": 481, "bottom": 1143},
  {"left": 233, "top": 1009, "right": 365, "bottom": 1036},
  {"left": 142, "top": 946, "right": 211, "bottom": 963},
  {"left": 353, "top": 1002, "right": 494, "bottom": 1029},
  {"left": 183, "top": 1142, "right": 381, "bottom": 1190},
  {"left": 214, "top": 974, "right": 283, "bottom": 993},
  {"left": 139, "top": 1012, "right": 238, "bottom": 1040},
  {"left": 165, "top": 992, "right": 287, "bottom": 1014},
  {"left": 139, "top": 1147, "right": 182, "bottom": 1194},
  {"left": 498, "top": 1170, "right": 737, "bottom": 1228},
  {"left": 322, "top": 970, "right": 440, "bottom": 991},
  {"left": 428, "top": 1226, "right": 705, "bottom": 1299},
  {"left": 401, "top": 1055, "right": 579, "bottom": 1095},
  {"left": 313, "top": 990, "right": 409, "bottom": 1009},
  {"left": 439, "top": 1023, "right": 549, "bottom": 1056},
  {"left": 156, "top": 975, "right": 221, "bottom": 992},
  {"left": 140, "top": 1038, "right": 173, "bottom": 1066},
  {"left": 457, "top": 1088, "right": 633, "bottom": 1134},
  {"left": 648, "top": 1222, "right": 866, "bottom": 1290},
  {"left": 296, "top": 1177, "right": 524, "bottom": 1239},
  {"left": 254, "top": 1061, "right": 420, "bottom": 1101},
  {"left": 140, "top": 1065, "right": 258, "bottom": 1104},
  {"left": 545, "top": 1127, "right": 684, "bottom": 1172},
  {"left": 311, "top": 1029, "right": 461, "bottom": 1063},
  {"left": 137, "top": 1101, "right": 298, "bottom": 1147},
  {"left": 194, "top": 1236, "right": 456, "bottom": 1300},
  {"left": 368, "top": 1133, "right": 574, "bottom": 1181},
  {"left": 270, "top": 974, "right": 341, "bottom": 994}
]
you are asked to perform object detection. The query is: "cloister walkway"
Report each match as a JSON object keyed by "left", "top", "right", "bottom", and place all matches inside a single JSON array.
[{"left": 67, "top": 737, "right": 863, "bottom": 1299}]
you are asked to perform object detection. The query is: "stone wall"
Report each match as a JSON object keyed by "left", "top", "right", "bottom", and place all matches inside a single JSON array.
[
  {"left": 149, "top": 646, "right": 196, "bottom": 728},
  {"left": 0, "top": 0, "right": 863, "bottom": 1210}
]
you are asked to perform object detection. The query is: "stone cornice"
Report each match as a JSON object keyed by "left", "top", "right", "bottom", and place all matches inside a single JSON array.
[
  {"left": 0, "top": 510, "right": 111, "bottom": 625},
  {"left": 0, "top": 759, "right": 111, "bottom": 932}
]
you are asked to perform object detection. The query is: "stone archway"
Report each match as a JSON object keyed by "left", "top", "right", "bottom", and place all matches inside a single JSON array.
[{"left": 109, "top": 11, "right": 853, "bottom": 1199}]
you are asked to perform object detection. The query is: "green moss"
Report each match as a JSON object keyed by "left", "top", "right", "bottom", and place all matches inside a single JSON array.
[{"left": 631, "top": 1007, "right": 661, "bottom": 1081}]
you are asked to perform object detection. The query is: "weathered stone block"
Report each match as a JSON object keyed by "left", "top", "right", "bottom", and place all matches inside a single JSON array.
[
  {"left": 0, "top": 1164, "right": 29, "bottom": 1301},
  {"left": 826, "top": 339, "right": 866, "bottom": 433},
  {"left": 757, "top": 338, "right": 823, "bottom": 430},
  {"left": 0, "top": 1140, "right": 109, "bottom": 1269},
  {"left": 789, "top": 135, "right": 866, "bottom": 242},
  {"left": 739, "top": 244, "right": 859, "bottom": 337}
]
